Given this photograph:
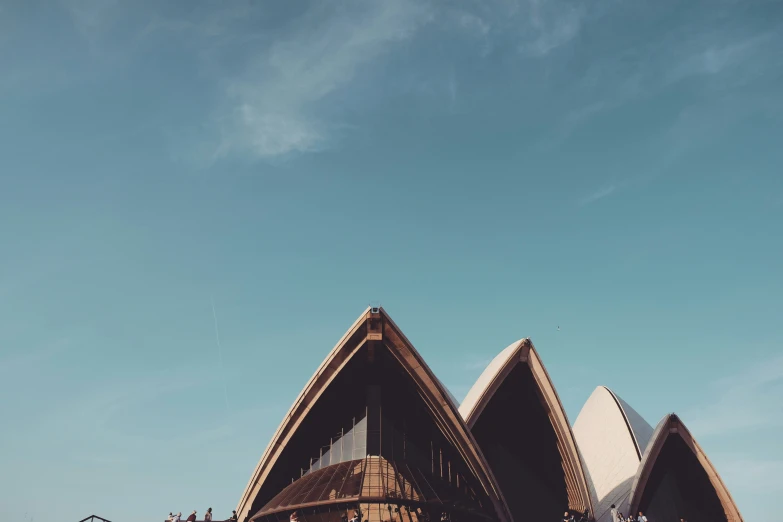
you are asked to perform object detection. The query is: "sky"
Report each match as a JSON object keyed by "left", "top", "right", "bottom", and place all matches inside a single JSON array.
[{"left": 1, "top": 0, "right": 782, "bottom": 520}]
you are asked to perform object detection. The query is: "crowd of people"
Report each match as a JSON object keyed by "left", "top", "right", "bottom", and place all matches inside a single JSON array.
[
  {"left": 608, "top": 506, "right": 648, "bottom": 522},
  {"left": 609, "top": 504, "right": 688, "bottom": 522},
  {"left": 163, "top": 506, "right": 686, "bottom": 522},
  {"left": 166, "top": 509, "right": 238, "bottom": 522},
  {"left": 562, "top": 509, "right": 591, "bottom": 522}
]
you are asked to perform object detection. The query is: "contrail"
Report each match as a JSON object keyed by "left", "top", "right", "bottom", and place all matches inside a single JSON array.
[{"left": 211, "top": 297, "right": 230, "bottom": 412}]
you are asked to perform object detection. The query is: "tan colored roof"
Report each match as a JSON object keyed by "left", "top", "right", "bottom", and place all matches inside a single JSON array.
[
  {"left": 628, "top": 413, "right": 744, "bottom": 522},
  {"left": 235, "top": 307, "right": 510, "bottom": 522},
  {"left": 459, "top": 338, "right": 594, "bottom": 515}
]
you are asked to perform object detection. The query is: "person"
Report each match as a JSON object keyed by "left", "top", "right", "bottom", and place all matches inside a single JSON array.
[
  {"left": 173, "top": 513, "right": 182, "bottom": 522},
  {"left": 290, "top": 511, "right": 300, "bottom": 522},
  {"left": 229, "top": 511, "right": 238, "bottom": 522},
  {"left": 610, "top": 505, "right": 618, "bottom": 522},
  {"left": 562, "top": 512, "right": 570, "bottom": 522},
  {"left": 167, "top": 513, "right": 173, "bottom": 522},
  {"left": 205, "top": 508, "right": 213, "bottom": 522},
  {"left": 637, "top": 512, "right": 647, "bottom": 522},
  {"left": 187, "top": 511, "right": 197, "bottom": 522},
  {"left": 349, "top": 511, "right": 360, "bottom": 522}
]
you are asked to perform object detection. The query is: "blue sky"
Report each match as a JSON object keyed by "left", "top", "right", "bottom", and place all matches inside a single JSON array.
[{"left": 1, "top": 0, "right": 782, "bottom": 520}]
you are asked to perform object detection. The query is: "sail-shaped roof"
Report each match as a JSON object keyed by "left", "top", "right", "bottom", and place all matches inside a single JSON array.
[
  {"left": 236, "top": 307, "right": 511, "bottom": 522},
  {"left": 573, "top": 387, "right": 653, "bottom": 522},
  {"left": 459, "top": 339, "right": 593, "bottom": 522},
  {"left": 628, "top": 414, "right": 743, "bottom": 522}
]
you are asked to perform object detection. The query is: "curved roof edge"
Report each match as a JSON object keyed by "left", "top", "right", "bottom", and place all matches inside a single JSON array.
[
  {"left": 573, "top": 386, "right": 652, "bottom": 522},
  {"left": 236, "top": 307, "right": 511, "bottom": 522},
  {"left": 573, "top": 387, "right": 654, "bottom": 522},
  {"left": 601, "top": 387, "right": 653, "bottom": 459},
  {"left": 459, "top": 338, "right": 595, "bottom": 516},
  {"left": 628, "top": 413, "right": 744, "bottom": 522}
]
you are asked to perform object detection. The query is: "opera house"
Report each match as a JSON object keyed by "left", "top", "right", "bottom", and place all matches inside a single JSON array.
[{"left": 234, "top": 308, "right": 743, "bottom": 522}]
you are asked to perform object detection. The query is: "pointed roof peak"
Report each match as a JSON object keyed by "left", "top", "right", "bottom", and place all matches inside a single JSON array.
[
  {"left": 236, "top": 306, "right": 510, "bottom": 522},
  {"left": 573, "top": 387, "right": 655, "bottom": 522},
  {"left": 628, "top": 413, "right": 744, "bottom": 521},
  {"left": 459, "top": 337, "right": 594, "bottom": 516},
  {"left": 582, "top": 386, "right": 654, "bottom": 459}
]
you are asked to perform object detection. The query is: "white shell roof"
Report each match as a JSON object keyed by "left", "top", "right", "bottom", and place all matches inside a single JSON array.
[
  {"left": 573, "top": 386, "right": 653, "bottom": 522},
  {"left": 458, "top": 340, "right": 522, "bottom": 422},
  {"left": 458, "top": 339, "right": 595, "bottom": 515}
]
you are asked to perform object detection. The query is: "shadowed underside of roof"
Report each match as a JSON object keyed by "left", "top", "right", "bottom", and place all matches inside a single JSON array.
[
  {"left": 459, "top": 339, "right": 593, "bottom": 522},
  {"left": 236, "top": 308, "right": 510, "bottom": 522},
  {"left": 628, "top": 414, "right": 743, "bottom": 522}
]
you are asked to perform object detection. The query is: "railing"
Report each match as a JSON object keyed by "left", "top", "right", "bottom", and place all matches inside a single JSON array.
[{"left": 164, "top": 518, "right": 232, "bottom": 522}]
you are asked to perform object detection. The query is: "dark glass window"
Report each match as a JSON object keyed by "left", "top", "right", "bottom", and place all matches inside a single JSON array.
[{"left": 249, "top": 342, "right": 496, "bottom": 522}]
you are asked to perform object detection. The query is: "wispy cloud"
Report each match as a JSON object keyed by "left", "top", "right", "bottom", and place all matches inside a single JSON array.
[
  {"left": 0, "top": 342, "right": 68, "bottom": 377},
  {"left": 555, "top": 20, "right": 783, "bottom": 143},
  {"left": 579, "top": 184, "right": 616, "bottom": 206},
  {"left": 711, "top": 453, "right": 783, "bottom": 494},
  {"left": 522, "top": 0, "right": 584, "bottom": 56},
  {"left": 457, "top": 12, "right": 491, "bottom": 36},
  {"left": 456, "top": 0, "right": 586, "bottom": 57},
  {"left": 686, "top": 354, "right": 783, "bottom": 437},
  {"left": 62, "top": 0, "right": 118, "bottom": 33},
  {"left": 464, "top": 357, "right": 493, "bottom": 371},
  {"left": 214, "top": 1, "right": 431, "bottom": 160},
  {"left": 49, "top": 0, "right": 782, "bottom": 166}
]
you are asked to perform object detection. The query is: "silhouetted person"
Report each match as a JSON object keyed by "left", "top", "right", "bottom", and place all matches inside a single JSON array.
[
  {"left": 563, "top": 511, "right": 571, "bottom": 522},
  {"left": 187, "top": 511, "right": 197, "bottom": 522},
  {"left": 229, "top": 511, "right": 238, "bottom": 522},
  {"left": 205, "top": 508, "right": 213, "bottom": 522}
]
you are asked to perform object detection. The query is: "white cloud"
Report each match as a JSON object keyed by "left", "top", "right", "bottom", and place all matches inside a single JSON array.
[
  {"left": 686, "top": 354, "right": 783, "bottom": 437},
  {"left": 62, "top": 0, "right": 120, "bottom": 41},
  {"left": 0, "top": 343, "right": 67, "bottom": 377},
  {"left": 458, "top": 12, "right": 491, "bottom": 36},
  {"left": 522, "top": 0, "right": 584, "bottom": 56},
  {"left": 667, "top": 32, "right": 778, "bottom": 84},
  {"left": 554, "top": 18, "right": 782, "bottom": 135},
  {"left": 579, "top": 184, "right": 616, "bottom": 206},
  {"left": 712, "top": 454, "right": 783, "bottom": 494},
  {"left": 215, "top": 1, "right": 431, "bottom": 160},
  {"left": 464, "top": 357, "right": 493, "bottom": 371}
]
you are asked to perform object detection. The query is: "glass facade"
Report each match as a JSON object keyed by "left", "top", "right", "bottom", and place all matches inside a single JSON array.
[
  {"left": 306, "top": 416, "right": 368, "bottom": 474},
  {"left": 248, "top": 343, "right": 495, "bottom": 522}
]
